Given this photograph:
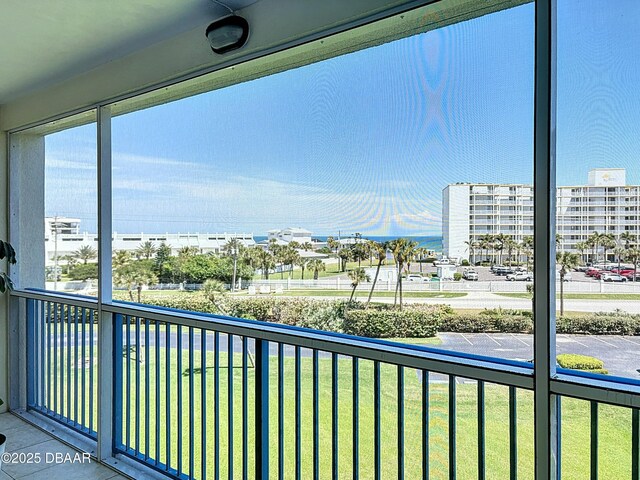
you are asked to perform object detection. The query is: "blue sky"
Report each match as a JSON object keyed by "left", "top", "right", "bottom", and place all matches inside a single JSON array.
[{"left": 44, "top": 0, "right": 640, "bottom": 236}]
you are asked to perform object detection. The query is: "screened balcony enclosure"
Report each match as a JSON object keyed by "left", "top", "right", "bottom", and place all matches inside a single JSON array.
[{"left": 2, "top": 1, "right": 640, "bottom": 479}]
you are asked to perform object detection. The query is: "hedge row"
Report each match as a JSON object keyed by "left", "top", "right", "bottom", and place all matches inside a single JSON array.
[
  {"left": 343, "top": 309, "right": 443, "bottom": 338},
  {"left": 136, "top": 296, "right": 640, "bottom": 338}
]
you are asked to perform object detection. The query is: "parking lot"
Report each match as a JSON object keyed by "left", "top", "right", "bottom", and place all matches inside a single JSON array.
[{"left": 437, "top": 332, "right": 640, "bottom": 379}]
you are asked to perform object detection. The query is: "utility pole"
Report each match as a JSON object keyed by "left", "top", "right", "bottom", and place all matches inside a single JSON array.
[{"left": 231, "top": 246, "right": 238, "bottom": 292}]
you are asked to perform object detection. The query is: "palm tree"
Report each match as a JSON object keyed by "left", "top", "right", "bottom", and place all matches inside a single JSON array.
[
  {"left": 463, "top": 241, "right": 478, "bottom": 266},
  {"left": 255, "top": 248, "right": 275, "bottom": 279},
  {"left": 556, "top": 252, "right": 580, "bottom": 316},
  {"left": 504, "top": 237, "right": 517, "bottom": 267},
  {"left": 178, "top": 246, "right": 199, "bottom": 257},
  {"left": 493, "top": 234, "right": 507, "bottom": 265},
  {"left": 600, "top": 234, "right": 616, "bottom": 265},
  {"left": 326, "top": 236, "right": 340, "bottom": 255},
  {"left": 74, "top": 245, "right": 97, "bottom": 264},
  {"left": 269, "top": 242, "right": 286, "bottom": 278},
  {"left": 348, "top": 267, "right": 370, "bottom": 302},
  {"left": 60, "top": 254, "right": 77, "bottom": 274},
  {"left": 587, "top": 232, "right": 604, "bottom": 263},
  {"left": 366, "top": 241, "right": 388, "bottom": 307},
  {"left": 112, "top": 250, "right": 132, "bottom": 269},
  {"left": 114, "top": 263, "right": 158, "bottom": 302},
  {"left": 350, "top": 242, "right": 368, "bottom": 268},
  {"left": 619, "top": 232, "right": 636, "bottom": 250},
  {"left": 338, "top": 248, "right": 351, "bottom": 273},
  {"left": 479, "top": 234, "right": 494, "bottom": 264},
  {"left": 415, "top": 247, "right": 429, "bottom": 272},
  {"left": 307, "top": 259, "right": 326, "bottom": 280},
  {"left": 574, "top": 241, "right": 588, "bottom": 265},
  {"left": 522, "top": 236, "right": 534, "bottom": 270},
  {"left": 301, "top": 242, "right": 313, "bottom": 251},
  {"left": 222, "top": 238, "right": 244, "bottom": 257},
  {"left": 624, "top": 248, "right": 640, "bottom": 282},
  {"left": 202, "top": 279, "right": 227, "bottom": 312},
  {"left": 136, "top": 241, "right": 156, "bottom": 260},
  {"left": 389, "top": 238, "right": 418, "bottom": 310},
  {"left": 295, "top": 256, "right": 308, "bottom": 280},
  {"left": 613, "top": 246, "right": 626, "bottom": 271}
]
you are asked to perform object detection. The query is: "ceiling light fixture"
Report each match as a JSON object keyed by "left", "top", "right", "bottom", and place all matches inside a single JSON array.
[{"left": 205, "top": 5, "right": 249, "bottom": 55}]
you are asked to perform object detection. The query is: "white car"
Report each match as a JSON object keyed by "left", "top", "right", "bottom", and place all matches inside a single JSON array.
[
  {"left": 406, "top": 274, "right": 426, "bottom": 282},
  {"left": 602, "top": 273, "right": 627, "bottom": 282},
  {"left": 506, "top": 271, "right": 533, "bottom": 281},
  {"left": 463, "top": 269, "right": 479, "bottom": 281}
]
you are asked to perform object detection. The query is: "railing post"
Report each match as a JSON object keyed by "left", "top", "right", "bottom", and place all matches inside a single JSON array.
[
  {"left": 255, "top": 339, "right": 270, "bottom": 479},
  {"left": 7, "top": 294, "right": 26, "bottom": 410},
  {"left": 25, "top": 298, "right": 36, "bottom": 408},
  {"left": 112, "top": 313, "right": 123, "bottom": 453}
]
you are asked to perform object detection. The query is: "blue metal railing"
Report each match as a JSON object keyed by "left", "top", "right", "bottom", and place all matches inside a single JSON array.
[
  {"left": 103, "top": 301, "right": 535, "bottom": 479},
  {"left": 17, "top": 290, "right": 640, "bottom": 479},
  {"left": 25, "top": 297, "right": 98, "bottom": 439}
]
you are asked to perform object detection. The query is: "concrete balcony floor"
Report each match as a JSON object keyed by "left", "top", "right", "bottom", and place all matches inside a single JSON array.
[{"left": 0, "top": 413, "right": 127, "bottom": 480}]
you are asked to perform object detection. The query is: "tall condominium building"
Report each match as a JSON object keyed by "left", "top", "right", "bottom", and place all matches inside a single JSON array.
[
  {"left": 443, "top": 168, "right": 637, "bottom": 262},
  {"left": 442, "top": 183, "right": 533, "bottom": 261}
]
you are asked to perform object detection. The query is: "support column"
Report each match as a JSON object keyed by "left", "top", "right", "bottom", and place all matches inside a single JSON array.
[
  {"left": 533, "top": 0, "right": 558, "bottom": 478},
  {"left": 97, "top": 105, "right": 114, "bottom": 460}
]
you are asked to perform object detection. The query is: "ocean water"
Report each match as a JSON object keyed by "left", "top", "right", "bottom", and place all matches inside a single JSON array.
[{"left": 253, "top": 235, "right": 443, "bottom": 251}]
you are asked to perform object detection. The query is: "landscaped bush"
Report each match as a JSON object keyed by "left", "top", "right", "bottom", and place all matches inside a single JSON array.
[
  {"left": 556, "top": 314, "right": 640, "bottom": 335},
  {"left": 461, "top": 259, "right": 470, "bottom": 266},
  {"left": 453, "top": 273, "right": 462, "bottom": 281},
  {"left": 557, "top": 353, "right": 607, "bottom": 374},
  {"left": 439, "top": 312, "right": 532, "bottom": 333},
  {"left": 343, "top": 308, "right": 442, "bottom": 338}
]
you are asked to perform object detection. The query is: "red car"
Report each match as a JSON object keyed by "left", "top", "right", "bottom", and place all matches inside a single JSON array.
[
  {"left": 593, "top": 270, "right": 609, "bottom": 280},
  {"left": 623, "top": 271, "right": 640, "bottom": 281}
]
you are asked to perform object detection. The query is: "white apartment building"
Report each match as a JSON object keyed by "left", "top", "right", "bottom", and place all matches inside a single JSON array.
[
  {"left": 443, "top": 183, "right": 533, "bottom": 261},
  {"left": 557, "top": 168, "right": 638, "bottom": 252},
  {"left": 266, "top": 227, "right": 313, "bottom": 245},
  {"left": 44, "top": 217, "right": 255, "bottom": 266},
  {"left": 443, "top": 169, "right": 638, "bottom": 262}
]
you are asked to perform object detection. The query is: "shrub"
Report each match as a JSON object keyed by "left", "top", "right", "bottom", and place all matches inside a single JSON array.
[
  {"left": 343, "top": 308, "right": 442, "bottom": 338},
  {"left": 439, "top": 312, "right": 532, "bottom": 333},
  {"left": 461, "top": 259, "right": 470, "bottom": 266},
  {"left": 557, "top": 353, "right": 604, "bottom": 371},
  {"left": 556, "top": 314, "right": 640, "bottom": 335},
  {"left": 69, "top": 263, "right": 98, "bottom": 281},
  {"left": 453, "top": 272, "right": 462, "bottom": 281}
]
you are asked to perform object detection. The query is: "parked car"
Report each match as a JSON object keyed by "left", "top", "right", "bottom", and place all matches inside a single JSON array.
[
  {"left": 495, "top": 266, "right": 514, "bottom": 276},
  {"left": 462, "top": 269, "right": 479, "bottom": 281},
  {"left": 506, "top": 271, "right": 533, "bottom": 281},
  {"left": 407, "top": 273, "right": 426, "bottom": 282},
  {"left": 601, "top": 273, "right": 627, "bottom": 282},
  {"left": 624, "top": 272, "right": 640, "bottom": 281}
]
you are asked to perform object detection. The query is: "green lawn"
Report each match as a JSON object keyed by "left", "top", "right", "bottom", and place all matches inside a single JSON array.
[
  {"left": 496, "top": 292, "right": 640, "bottom": 301},
  {"left": 276, "top": 289, "right": 466, "bottom": 299},
  {"left": 45, "top": 329, "right": 634, "bottom": 480}
]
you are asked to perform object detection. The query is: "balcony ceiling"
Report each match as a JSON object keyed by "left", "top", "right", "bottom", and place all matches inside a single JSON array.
[{"left": 0, "top": 0, "right": 257, "bottom": 104}]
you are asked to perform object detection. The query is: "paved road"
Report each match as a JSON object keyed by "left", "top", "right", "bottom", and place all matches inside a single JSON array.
[{"left": 299, "top": 290, "right": 640, "bottom": 313}]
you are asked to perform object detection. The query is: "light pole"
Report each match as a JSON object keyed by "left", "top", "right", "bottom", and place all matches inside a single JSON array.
[
  {"left": 53, "top": 216, "right": 60, "bottom": 291},
  {"left": 231, "top": 247, "right": 238, "bottom": 292}
]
